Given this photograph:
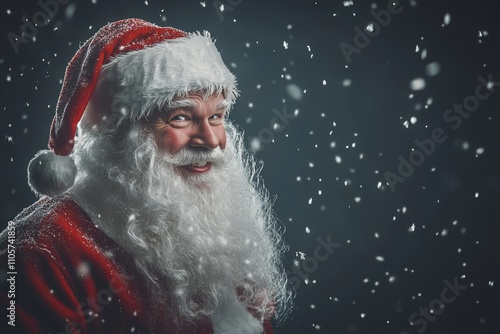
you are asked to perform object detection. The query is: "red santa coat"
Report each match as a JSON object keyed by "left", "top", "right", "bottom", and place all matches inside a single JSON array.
[{"left": 0, "top": 195, "right": 274, "bottom": 334}]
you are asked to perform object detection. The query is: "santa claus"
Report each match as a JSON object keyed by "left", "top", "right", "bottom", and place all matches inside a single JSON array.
[{"left": 0, "top": 18, "right": 291, "bottom": 333}]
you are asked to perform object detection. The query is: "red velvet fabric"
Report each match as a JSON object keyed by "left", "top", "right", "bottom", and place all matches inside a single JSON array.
[
  {"left": 0, "top": 195, "right": 274, "bottom": 333},
  {"left": 49, "top": 18, "right": 186, "bottom": 156}
]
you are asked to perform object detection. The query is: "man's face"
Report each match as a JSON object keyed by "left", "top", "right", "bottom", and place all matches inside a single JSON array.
[{"left": 144, "top": 92, "right": 228, "bottom": 175}]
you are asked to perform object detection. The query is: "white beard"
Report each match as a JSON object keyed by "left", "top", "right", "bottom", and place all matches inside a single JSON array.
[{"left": 69, "top": 121, "right": 290, "bottom": 331}]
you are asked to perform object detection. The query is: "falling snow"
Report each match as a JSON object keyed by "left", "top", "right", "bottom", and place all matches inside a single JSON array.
[
  {"left": 442, "top": 13, "right": 451, "bottom": 26},
  {"left": 410, "top": 78, "right": 426, "bottom": 90},
  {"left": 1, "top": 2, "right": 498, "bottom": 333},
  {"left": 425, "top": 62, "right": 442, "bottom": 76}
]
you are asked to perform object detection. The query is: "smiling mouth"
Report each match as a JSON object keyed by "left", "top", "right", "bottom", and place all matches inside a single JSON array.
[{"left": 179, "top": 161, "right": 212, "bottom": 173}]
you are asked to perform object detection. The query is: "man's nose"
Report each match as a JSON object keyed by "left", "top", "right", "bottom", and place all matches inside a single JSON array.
[{"left": 190, "top": 120, "right": 219, "bottom": 150}]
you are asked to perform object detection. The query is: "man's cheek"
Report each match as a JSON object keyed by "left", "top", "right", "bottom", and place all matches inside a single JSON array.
[
  {"left": 218, "top": 128, "right": 227, "bottom": 150},
  {"left": 161, "top": 131, "right": 186, "bottom": 154}
]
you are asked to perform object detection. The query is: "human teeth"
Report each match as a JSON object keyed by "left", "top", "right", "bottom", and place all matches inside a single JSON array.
[{"left": 191, "top": 161, "right": 208, "bottom": 167}]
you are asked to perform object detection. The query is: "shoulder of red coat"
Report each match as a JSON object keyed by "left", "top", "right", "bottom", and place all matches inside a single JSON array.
[{"left": 2, "top": 194, "right": 98, "bottom": 249}]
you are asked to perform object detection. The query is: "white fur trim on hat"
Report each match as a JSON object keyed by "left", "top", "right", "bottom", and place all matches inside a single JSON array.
[
  {"left": 96, "top": 31, "right": 238, "bottom": 121},
  {"left": 27, "top": 150, "right": 77, "bottom": 197}
]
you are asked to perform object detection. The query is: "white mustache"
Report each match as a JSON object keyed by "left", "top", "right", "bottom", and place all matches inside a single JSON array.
[{"left": 164, "top": 147, "right": 226, "bottom": 166}]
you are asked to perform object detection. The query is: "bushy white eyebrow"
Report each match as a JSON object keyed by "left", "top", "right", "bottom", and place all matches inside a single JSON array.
[
  {"left": 216, "top": 99, "right": 230, "bottom": 110},
  {"left": 166, "top": 99, "right": 197, "bottom": 110}
]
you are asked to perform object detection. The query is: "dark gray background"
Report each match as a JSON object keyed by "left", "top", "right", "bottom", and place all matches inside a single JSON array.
[{"left": 1, "top": 0, "right": 499, "bottom": 333}]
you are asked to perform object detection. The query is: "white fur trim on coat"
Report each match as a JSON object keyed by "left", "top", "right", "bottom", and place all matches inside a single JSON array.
[
  {"left": 211, "top": 292, "right": 263, "bottom": 334},
  {"left": 96, "top": 31, "right": 238, "bottom": 120}
]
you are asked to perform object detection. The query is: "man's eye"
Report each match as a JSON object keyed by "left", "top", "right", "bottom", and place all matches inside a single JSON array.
[
  {"left": 209, "top": 114, "right": 224, "bottom": 125},
  {"left": 210, "top": 114, "right": 224, "bottom": 120},
  {"left": 170, "top": 115, "right": 188, "bottom": 122}
]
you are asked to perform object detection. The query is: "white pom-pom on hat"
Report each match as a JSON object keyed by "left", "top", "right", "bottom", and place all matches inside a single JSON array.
[{"left": 27, "top": 150, "right": 77, "bottom": 197}]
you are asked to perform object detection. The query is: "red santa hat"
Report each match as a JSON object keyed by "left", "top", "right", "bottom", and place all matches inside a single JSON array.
[{"left": 27, "top": 18, "right": 238, "bottom": 197}]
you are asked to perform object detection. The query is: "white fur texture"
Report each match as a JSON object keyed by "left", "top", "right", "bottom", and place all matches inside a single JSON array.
[
  {"left": 27, "top": 150, "right": 77, "bottom": 197},
  {"left": 95, "top": 31, "right": 238, "bottom": 121},
  {"left": 211, "top": 292, "right": 263, "bottom": 334},
  {"left": 69, "top": 120, "right": 291, "bottom": 327}
]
